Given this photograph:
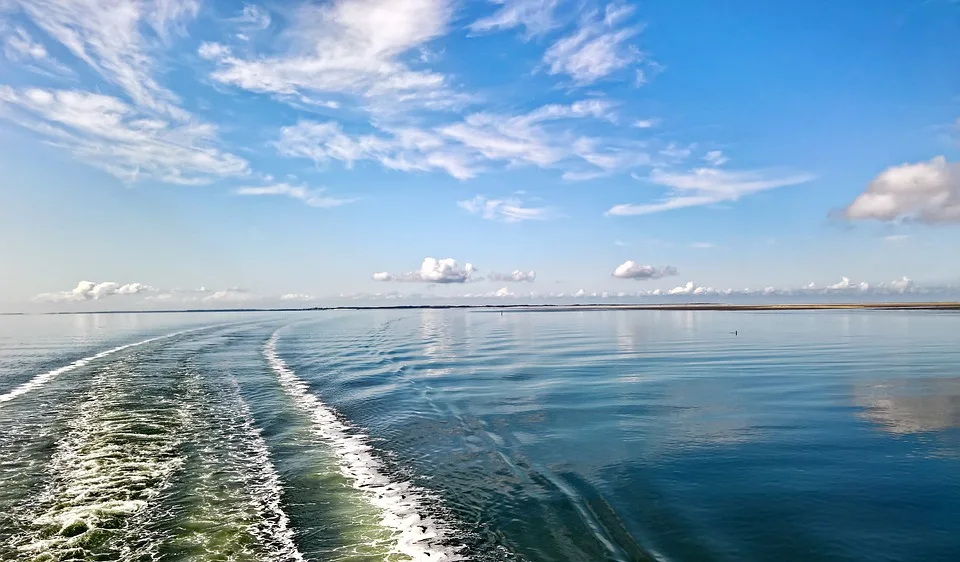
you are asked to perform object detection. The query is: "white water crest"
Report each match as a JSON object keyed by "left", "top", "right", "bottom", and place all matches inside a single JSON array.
[
  {"left": 265, "top": 331, "right": 464, "bottom": 561},
  {"left": 176, "top": 369, "right": 305, "bottom": 561},
  {"left": 9, "top": 353, "right": 185, "bottom": 560},
  {"left": 0, "top": 326, "right": 212, "bottom": 407}
]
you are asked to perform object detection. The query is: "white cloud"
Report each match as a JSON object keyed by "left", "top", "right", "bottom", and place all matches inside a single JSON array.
[
  {"left": 612, "top": 260, "right": 678, "bottom": 280},
  {"left": 235, "top": 183, "right": 354, "bottom": 208},
  {"left": 607, "top": 166, "right": 814, "bottom": 216},
  {"left": 438, "top": 100, "right": 619, "bottom": 169},
  {"left": 0, "top": 87, "right": 249, "bottom": 184},
  {"left": 230, "top": 4, "right": 271, "bottom": 30},
  {"left": 690, "top": 242, "right": 714, "bottom": 249},
  {"left": 703, "top": 150, "right": 729, "bottom": 166},
  {"left": 276, "top": 100, "right": 632, "bottom": 180},
  {"left": 458, "top": 195, "right": 554, "bottom": 222},
  {"left": 543, "top": 3, "right": 642, "bottom": 85},
  {"left": 658, "top": 142, "right": 695, "bottom": 161},
  {"left": 843, "top": 156, "right": 960, "bottom": 223},
  {"left": 373, "top": 257, "right": 479, "bottom": 283},
  {"left": 13, "top": 0, "right": 198, "bottom": 119},
  {"left": 280, "top": 293, "right": 316, "bottom": 301},
  {"left": 469, "top": 0, "right": 560, "bottom": 37},
  {"left": 632, "top": 118, "right": 658, "bottom": 129},
  {"left": 276, "top": 120, "right": 478, "bottom": 179},
  {"left": 3, "top": 25, "right": 47, "bottom": 60},
  {"left": 890, "top": 276, "right": 914, "bottom": 293},
  {"left": 489, "top": 270, "right": 537, "bottom": 282},
  {"left": 493, "top": 286, "right": 516, "bottom": 297},
  {"left": 202, "top": 289, "right": 254, "bottom": 303},
  {"left": 883, "top": 234, "right": 911, "bottom": 243},
  {"left": 36, "top": 280, "right": 156, "bottom": 302},
  {"left": 200, "top": 0, "right": 459, "bottom": 111}
]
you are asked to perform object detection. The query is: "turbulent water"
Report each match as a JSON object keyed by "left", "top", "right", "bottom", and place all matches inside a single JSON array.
[{"left": 1, "top": 310, "right": 959, "bottom": 561}]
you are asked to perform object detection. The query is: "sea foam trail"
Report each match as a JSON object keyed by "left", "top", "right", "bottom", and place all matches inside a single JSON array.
[
  {"left": 265, "top": 331, "right": 464, "bottom": 562},
  {"left": 0, "top": 326, "right": 210, "bottom": 407},
  {"left": 174, "top": 369, "right": 305, "bottom": 561}
]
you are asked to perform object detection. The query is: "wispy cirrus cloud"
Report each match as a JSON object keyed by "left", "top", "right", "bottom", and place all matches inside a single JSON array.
[
  {"left": 11, "top": 0, "right": 199, "bottom": 119},
  {"left": 457, "top": 194, "right": 556, "bottom": 222},
  {"left": 0, "top": 87, "right": 249, "bottom": 184},
  {"left": 275, "top": 99, "right": 646, "bottom": 180},
  {"left": 235, "top": 182, "right": 355, "bottom": 208},
  {"left": 469, "top": 0, "right": 561, "bottom": 37},
  {"left": 542, "top": 2, "right": 643, "bottom": 85},
  {"left": 607, "top": 166, "right": 814, "bottom": 216},
  {"left": 199, "top": 0, "right": 461, "bottom": 112}
]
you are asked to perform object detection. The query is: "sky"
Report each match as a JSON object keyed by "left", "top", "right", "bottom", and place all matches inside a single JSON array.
[{"left": 0, "top": 0, "right": 958, "bottom": 310}]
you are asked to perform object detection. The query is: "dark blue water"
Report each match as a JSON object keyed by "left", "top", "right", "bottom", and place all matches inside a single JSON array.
[{"left": 1, "top": 309, "right": 959, "bottom": 561}]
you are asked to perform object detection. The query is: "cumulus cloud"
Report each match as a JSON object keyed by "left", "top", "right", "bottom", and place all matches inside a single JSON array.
[
  {"left": 458, "top": 195, "right": 555, "bottom": 222},
  {"left": 646, "top": 276, "right": 931, "bottom": 298},
  {"left": 842, "top": 156, "right": 960, "bottom": 223},
  {"left": 373, "top": 257, "right": 479, "bottom": 283},
  {"left": 469, "top": 0, "right": 560, "bottom": 37},
  {"left": 612, "top": 260, "right": 678, "bottom": 280},
  {"left": 36, "top": 281, "right": 156, "bottom": 302},
  {"left": 235, "top": 183, "right": 355, "bottom": 208},
  {"left": 489, "top": 270, "right": 537, "bottom": 282},
  {"left": 543, "top": 2, "right": 642, "bottom": 85},
  {"left": 607, "top": 166, "right": 814, "bottom": 216}
]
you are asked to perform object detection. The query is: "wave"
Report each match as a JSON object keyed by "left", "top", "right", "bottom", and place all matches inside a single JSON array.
[
  {"left": 8, "top": 351, "right": 184, "bottom": 560},
  {"left": 0, "top": 326, "right": 212, "bottom": 407},
  {"left": 172, "top": 368, "right": 305, "bottom": 561},
  {"left": 265, "top": 330, "right": 464, "bottom": 561}
]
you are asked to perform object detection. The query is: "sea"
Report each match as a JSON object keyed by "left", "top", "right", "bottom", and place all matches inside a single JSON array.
[{"left": 0, "top": 309, "right": 958, "bottom": 561}]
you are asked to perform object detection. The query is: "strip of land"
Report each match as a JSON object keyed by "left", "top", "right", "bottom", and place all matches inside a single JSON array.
[{"left": 5, "top": 302, "right": 960, "bottom": 316}]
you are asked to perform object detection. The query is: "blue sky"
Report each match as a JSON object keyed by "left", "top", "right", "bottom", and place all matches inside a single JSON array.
[{"left": 0, "top": 0, "right": 958, "bottom": 309}]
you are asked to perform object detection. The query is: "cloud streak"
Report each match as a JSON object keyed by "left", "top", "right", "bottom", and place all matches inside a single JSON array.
[
  {"left": 0, "top": 87, "right": 249, "bottom": 184},
  {"left": 489, "top": 270, "right": 537, "bottom": 282},
  {"left": 199, "top": 0, "right": 458, "bottom": 112},
  {"left": 543, "top": 2, "right": 642, "bottom": 85},
  {"left": 236, "top": 183, "right": 355, "bottom": 208},
  {"left": 458, "top": 195, "right": 555, "bottom": 222},
  {"left": 608, "top": 166, "right": 814, "bottom": 216}
]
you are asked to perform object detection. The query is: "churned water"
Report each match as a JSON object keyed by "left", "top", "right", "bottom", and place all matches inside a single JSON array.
[{"left": 1, "top": 309, "right": 959, "bottom": 561}]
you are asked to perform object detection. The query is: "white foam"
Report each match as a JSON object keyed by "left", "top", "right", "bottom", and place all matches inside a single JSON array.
[
  {"left": 265, "top": 331, "right": 464, "bottom": 562},
  {"left": 0, "top": 326, "right": 210, "bottom": 407},
  {"left": 213, "top": 376, "right": 305, "bottom": 561}
]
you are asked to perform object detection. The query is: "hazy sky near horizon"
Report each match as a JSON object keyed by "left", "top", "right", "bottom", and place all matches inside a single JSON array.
[{"left": 0, "top": 0, "right": 958, "bottom": 309}]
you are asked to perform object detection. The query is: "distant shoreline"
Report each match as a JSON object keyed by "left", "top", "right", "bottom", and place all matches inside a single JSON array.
[{"left": 4, "top": 302, "right": 960, "bottom": 315}]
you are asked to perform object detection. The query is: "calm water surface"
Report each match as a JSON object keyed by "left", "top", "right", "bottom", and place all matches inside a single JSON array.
[{"left": 1, "top": 310, "right": 958, "bottom": 561}]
